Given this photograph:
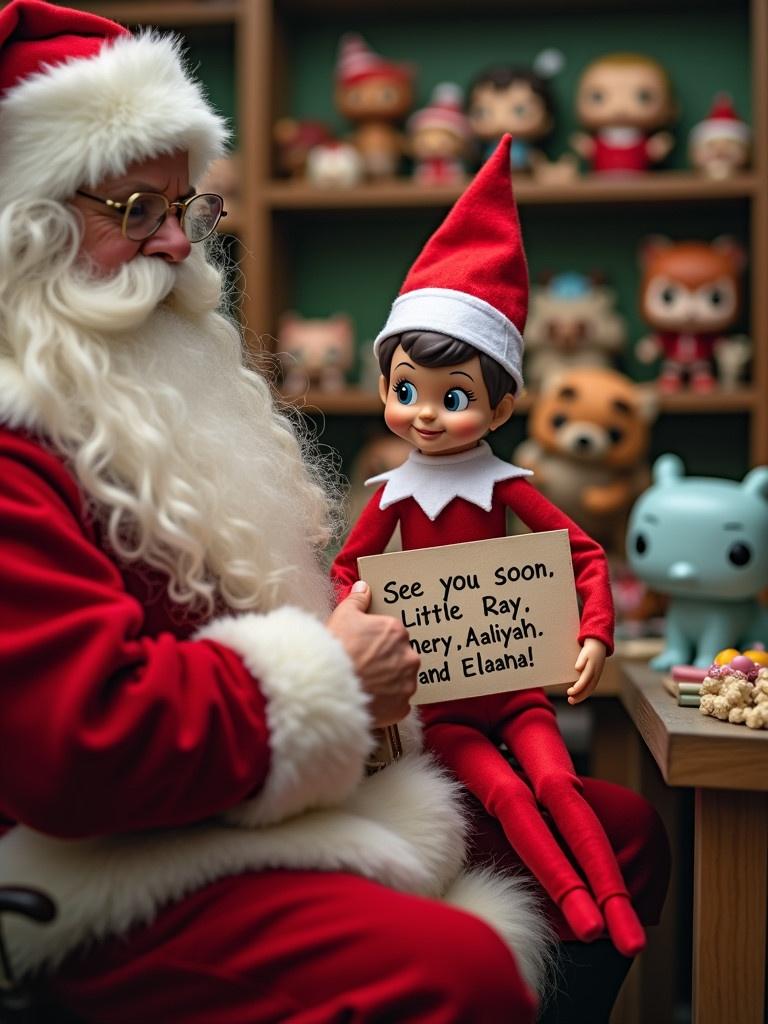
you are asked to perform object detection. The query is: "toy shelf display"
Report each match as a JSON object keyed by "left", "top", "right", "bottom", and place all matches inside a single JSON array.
[
  {"left": 78, "top": 0, "right": 768, "bottom": 482},
  {"left": 265, "top": 0, "right": 767, "bottom": 479}
]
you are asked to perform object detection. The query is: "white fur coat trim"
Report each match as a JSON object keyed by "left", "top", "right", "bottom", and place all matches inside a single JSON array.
[
  {"left": 196, "top": 607, "right": 373, "bottom": 825},
  {"left": 0, "top": 752, "right": 550, "bottom": 995},
  {"left": 0, "top": 31, "right": 227, "bottom": 206}
]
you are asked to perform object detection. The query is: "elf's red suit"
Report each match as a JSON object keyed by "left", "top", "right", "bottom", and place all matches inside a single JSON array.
[{"left": 332, "top": 442, "right": 655, "bottom": 955}]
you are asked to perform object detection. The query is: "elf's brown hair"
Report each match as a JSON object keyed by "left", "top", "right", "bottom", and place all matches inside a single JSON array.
[{"left": 377, "top": 330, "right": 516, "bottom": 408}]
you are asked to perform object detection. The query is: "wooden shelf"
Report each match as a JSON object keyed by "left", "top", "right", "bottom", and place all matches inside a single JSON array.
[
  {"left": 280, "top": 386, "right": 757, "bottom": 417},
  {"left": 264, "top": 172, "right": 758, "bottom": 212},
  {"left": 280, "top": 388, "right": 382, "bottom": 415},
  {"left": 80, "top": 1, "right": 240, "bottom": 26},
  {"left": 277, "top": 0, "right": 729, "bottom": 13},
  {"left": 653, "top": 388, "right": 757, "bottom": 413}
]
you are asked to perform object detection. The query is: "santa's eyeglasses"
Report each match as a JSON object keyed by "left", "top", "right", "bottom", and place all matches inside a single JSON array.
[{"left": 75, "top": 189, "right": 226, "bottom": 243}]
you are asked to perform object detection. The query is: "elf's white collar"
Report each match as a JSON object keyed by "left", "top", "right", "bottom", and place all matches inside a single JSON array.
[{"left": 366, "top": 440, "right": 532, "bottom": 522}]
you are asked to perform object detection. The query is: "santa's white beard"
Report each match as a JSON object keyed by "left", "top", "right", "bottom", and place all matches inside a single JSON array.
[{"left": 0, "top": 209, "right": 335, "bottom": 620}]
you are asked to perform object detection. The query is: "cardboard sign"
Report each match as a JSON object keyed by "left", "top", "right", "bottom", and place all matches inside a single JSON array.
[{"left": 358, "top": 529, "right": 580, "bottom": 705}]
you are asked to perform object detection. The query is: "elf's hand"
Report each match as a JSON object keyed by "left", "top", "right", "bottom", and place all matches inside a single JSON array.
[{"left": 567, "top": 638, "right": 607, "bottom": 704}]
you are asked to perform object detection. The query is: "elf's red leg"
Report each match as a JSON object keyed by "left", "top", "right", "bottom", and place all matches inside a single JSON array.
[
  {"left": 501, "top": 707, "right": 645, "bottom": 957},
  {"left": 424, "top": 720, "right": 603, "bottom": 942}
]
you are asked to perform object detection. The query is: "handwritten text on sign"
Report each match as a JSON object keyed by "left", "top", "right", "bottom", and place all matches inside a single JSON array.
[{"left": 357, "top": 530, "right": 581, "bottom": 705}]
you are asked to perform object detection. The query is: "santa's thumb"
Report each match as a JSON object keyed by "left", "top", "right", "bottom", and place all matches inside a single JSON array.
[{"left": 344, "top": 579, "right": 372, "bottom": 611}]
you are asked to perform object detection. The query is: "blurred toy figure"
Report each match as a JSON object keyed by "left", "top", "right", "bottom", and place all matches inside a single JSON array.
[
  {"left": 689, "top": 93, "right": 750, "bottom": 180},
  {"left": 515, "top": 367, "right": 656, "bottom": 554},
  {"left": 273, "top": 119, "right": 333, "bottom": 178},
  {"left": 466, "top": 55, "right": 576, "bottom": 181},
  {"left": 524, "top": 272, "right": 627, "bottom": 390},
  {"left": 348, "top": 432, "right": 411, "bottom": 530},
  {"left": 334, "top": 33, "right": 414, "bottom": 180},
  {"left": 636, "top": 236, "right": 747, "bottom": 393},
  {"left": 277, "top": 311, "right": 354, "bottom": 394},
  {"left": 572, "top": 53, "right": 676, "bottom": 174},
  {"left": 407, "top": 83, "right": 471, "bottom": 185},
  {"left": 627, "top": 455, "right": 768, "bottom": 669},
  {"left": 306, "top": 141, "right": 365, "bottom": 188},
  {"left": 467, "top": 63, "right": 554, "bottom": 172}
]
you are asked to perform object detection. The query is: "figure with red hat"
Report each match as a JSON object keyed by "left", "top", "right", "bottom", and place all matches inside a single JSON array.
[
  {"left": 689, "top": 92, "right": 751, "bottom": 180},
  {"left": 407, "top": 82, "right": 471, "bottom": 186},
  {"left": 332, "top": 135, "right": 670, "bottom": 1018},
  {"left": 334, "top": 32, "right": 414, "bottom": 180},
  {"left": 0, "top": 3, "right": 566, "bottom": 1022}
]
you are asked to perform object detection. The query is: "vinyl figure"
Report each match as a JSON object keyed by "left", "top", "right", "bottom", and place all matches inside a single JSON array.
[
  {"left": 636, "top": 236, "right": 747, "bottom": 393},
  {"left": 514, "top": 367, "right": 656, "bottom": 555},
  {"left": 407, "top": 83, "right": 471, "bottom": 185},
  {"left": 467, "top": 64, "right": 555, "bottom": 173},
  {"left": 334, "top": 33, "right": 414, "bottom": 181},
  {"left": 332, "top": 138, "right": 646, "bottom": 959},
  {"left": 627, "top": 455, "right": 768, "bottom": 670},
  {"left": 272, "top": 119, "right": 334, "bottom": 179},
  {"left": 523, "top": 271, "right": 627, "bottom": 390},
  {"left": 572, "top": 53, "right": 676, "bottom": 174},
  {"left": 277, "top": 311, "right": 354, "bottom": 394},
  {"left": 689, "top": 93, "right": 750, "bottom": 180}
]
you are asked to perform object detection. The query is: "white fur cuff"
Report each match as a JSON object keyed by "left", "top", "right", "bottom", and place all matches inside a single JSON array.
[{"left": 196, "top": 607, "right": 373, "bottom": 825}]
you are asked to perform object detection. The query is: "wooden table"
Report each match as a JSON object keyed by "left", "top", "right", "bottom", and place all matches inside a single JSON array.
[{"left": 619, "top": 661, "right": 768, "bottom": 1024}]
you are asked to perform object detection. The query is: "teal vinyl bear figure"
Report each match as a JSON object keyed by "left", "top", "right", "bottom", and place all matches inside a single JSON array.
[{"left": 627, "top": 454, "right": 768, "bottom": 670}]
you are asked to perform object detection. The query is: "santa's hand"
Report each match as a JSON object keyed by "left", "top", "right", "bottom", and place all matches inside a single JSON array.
[
  {"left": 327, "top": 581, "right": 419, "bottom": 726},
  {"left": 567, "top": 638, "right": 607, "bottom": 704}
]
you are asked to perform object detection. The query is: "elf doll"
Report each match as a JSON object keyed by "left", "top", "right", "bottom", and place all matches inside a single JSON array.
[{"left": 331, "top": 136, "right": 646, "bottom": 958}]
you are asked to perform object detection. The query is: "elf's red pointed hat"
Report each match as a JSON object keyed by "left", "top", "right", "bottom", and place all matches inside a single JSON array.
[
  {"left": 374, "top": 135, "right": 527, "bottom": 391},
  {"left": 0, "top": 0, "right": 227, "bottom": 206}
]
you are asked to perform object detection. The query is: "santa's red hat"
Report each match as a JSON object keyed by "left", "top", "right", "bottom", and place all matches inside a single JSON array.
[
  {"left": 408, "top": 83, "right": 471, "bottom": 139},
  {"left": 0, "top": 0, "right": 227, "bottom": 206},
  {"left": 335, "top": 33, "right": 412, "bottom": 87},
  {"left": 374, "top": 134, "right": 527, "bottom": 391},
  {"left": 690, "top": 93, "right": 750, "bottom": 145}
]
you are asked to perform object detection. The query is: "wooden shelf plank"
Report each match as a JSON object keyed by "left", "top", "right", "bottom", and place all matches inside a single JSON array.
[
  {"left": 79, "top": 1, "right": 240, "bottom": 26},
  {"left": 619, "top": 661, "right": 768, "bottom": 791},
  {"left": 278, "top": 0, "right": 728, "bottom": 13},
  {"left": 281, "top": 387, "right": 756, "bottom": 417},
  {"left": 653, "top": 388, "right": 757, "bottom": 414},
  {"left": 264, "top": 172, "right": 758, "bottom": 212}
]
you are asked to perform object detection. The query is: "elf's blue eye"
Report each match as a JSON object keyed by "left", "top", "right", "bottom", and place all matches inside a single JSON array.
[
  {"left": 395, "top": 381, "right": 418, "bottom": 405},
  {"left": 444, "top": 388, "right": 470, "bottom": 412}
]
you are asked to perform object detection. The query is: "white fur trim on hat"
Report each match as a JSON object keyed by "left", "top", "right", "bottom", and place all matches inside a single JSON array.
[
  {"left": 374, "top": 286, "right": 525, "bottom": 392},
  {"left": 196, "top": 606, "right": 374, "bottom": 826},
  {"left": 0, "top": 31, "right": 227, "bottom": 206},
  {"left": 690, "top": 118, "right": 750, "bottom": 144}
]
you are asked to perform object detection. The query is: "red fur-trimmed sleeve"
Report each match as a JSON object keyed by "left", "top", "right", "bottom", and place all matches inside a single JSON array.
[
  {"left": 330, "top": 487, "right": 401, "bottom": 603},
  {"left": 0, "top": 432, "right": 371, "bottom": 838},
  {"left": 497, "top": 478, "right": 614, "bottom": 654}
]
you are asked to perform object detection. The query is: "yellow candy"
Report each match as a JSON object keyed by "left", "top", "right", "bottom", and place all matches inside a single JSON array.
[
  {"left": 744, "top": 649, "right": 768, "bottom": 667},
  {"left": 714, "top": 648, "right": 742, "bottom": 666}
]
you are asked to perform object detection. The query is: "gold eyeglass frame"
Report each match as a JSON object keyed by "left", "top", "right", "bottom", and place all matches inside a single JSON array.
[{"left": 75, "top": 189, "right": 227, "bottom": 243}]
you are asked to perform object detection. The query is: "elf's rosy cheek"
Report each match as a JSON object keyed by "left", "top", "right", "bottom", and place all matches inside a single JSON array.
[
  {"left": 384, "top": 402, "right": 413, "bottom": 436},
  {"left": 449, "top": 411, "right": 488, "bottom": 439}
]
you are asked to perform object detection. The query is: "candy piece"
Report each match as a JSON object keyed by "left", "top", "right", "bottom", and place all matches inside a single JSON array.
[
  {"left": 731, "top": 655, "right": 757, "bottom": 675},
  {"left": 672, "top": 664, "right": 709, "bottom": 682},
  {"left": 744, "top": 649, "right": 768, "bottom": 667},
  {"left": 714, "top": 648, "right": 741, "bottom": 666}
]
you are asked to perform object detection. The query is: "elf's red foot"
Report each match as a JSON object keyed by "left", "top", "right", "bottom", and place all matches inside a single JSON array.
[
  {"left": 560, "top": 888, "right": 604, "bottom": 942},
  {"left": 603, "top": 894, "right": 646, "bottom": 957}
]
